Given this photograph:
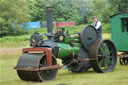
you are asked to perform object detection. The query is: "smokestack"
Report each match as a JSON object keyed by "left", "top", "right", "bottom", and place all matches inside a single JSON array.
[{"left": 46, "top": 7, "right": 53, "bottom": 34}]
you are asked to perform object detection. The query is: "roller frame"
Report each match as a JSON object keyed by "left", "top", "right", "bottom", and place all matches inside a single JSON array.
[
  {"left": 14, "top": 47, "right": 61, "bottom": 71},
  {"left": 23, "top": 47, "right": 53, "bottom": 66}
]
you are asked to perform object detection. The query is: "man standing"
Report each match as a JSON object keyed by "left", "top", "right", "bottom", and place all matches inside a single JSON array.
[{"left": 93, "top": 16, "right": 102, "bottom": 39}]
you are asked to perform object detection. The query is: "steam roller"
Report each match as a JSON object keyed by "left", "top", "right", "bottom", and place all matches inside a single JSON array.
[{"left": 14, "top": 7, "right": 117, "bottom": 82}]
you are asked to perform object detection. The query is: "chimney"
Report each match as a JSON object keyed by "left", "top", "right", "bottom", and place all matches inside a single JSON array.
[{"left": 46, "top": 7, "right": 53, "bottom": 35}]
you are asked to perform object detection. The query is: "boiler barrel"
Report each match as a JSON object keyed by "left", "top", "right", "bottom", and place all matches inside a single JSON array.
[{"left": 57, "top": 43, "right": 80, "bottom": 59}]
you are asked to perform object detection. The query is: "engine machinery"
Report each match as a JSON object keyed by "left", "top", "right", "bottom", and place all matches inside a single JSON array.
[{"left": 14, "top": 7, "right": 117, "bottom": 82}]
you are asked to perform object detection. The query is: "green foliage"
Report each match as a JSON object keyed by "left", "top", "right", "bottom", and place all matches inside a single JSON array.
[
  {"left": 0, "top": 0, "right": 127, "bottom": 37},
  {"left": 108, "top": 0, "right": 128, "bottom": 12},
  {"left": 0, "top": 0, "right": 30, "bottom": 36},
  {"left": 0, "top": 28, "right": 47, "bottom": 43},
  {"left": 27, "top": 0, "right": 81, "bottom": 25},
  {"left": 64, "top": 24, "right": 111, "bottom": 33},
  {"left": 87, "top": 0, "right": 128, "bottom": 24},
  {"left": 86, "top": 0, "right": 108, "bottom": 23},
  {"left": 102, "top": 23, "right": 111, "bottom": 33},
  {"left": 64, "top": 24, "right": 85, "bottom": 33},
  {"left": 27, "top": 0, "right": 45, "bottom": 22},
  {"left": 0, "top": 35, "right": 30, "bottom": 43}
]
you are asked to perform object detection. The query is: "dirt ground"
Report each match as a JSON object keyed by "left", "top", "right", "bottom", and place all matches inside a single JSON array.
[{"left": 0, "top": 48, "right": 22, "bottom": 56}]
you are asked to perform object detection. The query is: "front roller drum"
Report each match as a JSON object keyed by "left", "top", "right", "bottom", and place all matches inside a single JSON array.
[
  {"left": 15, "top": 53, "right": 58, "bottom": 82},
  {"left": 90, "top": 39, "right": 117, "bottom": 73}
]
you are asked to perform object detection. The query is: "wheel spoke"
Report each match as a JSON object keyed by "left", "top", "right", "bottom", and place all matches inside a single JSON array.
[
  {"left": 98, "top": 48, "right": 103, "bottom": 57},
  {"left": 106, "top": 57, "right": 112, "bottom": 66},
  {"left": 104, "top": 44, "right": 110, "bottom": 54},
  {"left": 108, "top": 55, "right": 113, "bottom": 59},
  {"left": 97, "top": 54, "right": 103, "bottom": 57},
  {"left": 103, "top": 43, "right": 107, "bottom": 51},
  {"left": 100, "top": 43, "right": 109, "bottom": 54},
  {"left": 99, "top": 59, "right": 104, "bottom": 67},
  {"left": 104, "top": 61, "right": 109, "bottom": 69},
  {"left": 99, "top": 46, "right": 104, "bottom": 53},
  {"left": 108, "top": 51, "right": 112, "bottom": 55}
]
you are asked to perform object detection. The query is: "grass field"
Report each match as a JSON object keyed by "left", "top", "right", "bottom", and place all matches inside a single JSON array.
[
  {"left": 1, "top": 33, "right": 128, "bottom": 85},
  {"left": 1, "top": 52, "right": 128, "bottom": 85}
]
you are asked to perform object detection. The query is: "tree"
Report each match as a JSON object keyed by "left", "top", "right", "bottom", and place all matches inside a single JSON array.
[
  {"left": 27, "top": 0, "right": 81, "bottom": 24},
  {"left": 108, "top": 0, "right": 128, "bottom": 13},
  {"left": 86, "top": 0, "right": 128, "bottom": 24},
  {"left": 0, "top": 0, "right": 30, "bottom": 36},
  {"left": 27, "top": 0, "right": 46, "bottom": 22}
]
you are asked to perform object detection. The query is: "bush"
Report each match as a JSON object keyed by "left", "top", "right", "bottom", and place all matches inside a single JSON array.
[
  {"left": 0, "top": 28, "right": 47, "bottom": 43},
  {"left": 102, "top": 23, "right": 111, "bottom": 33},
  {"left": 63, "top": 24, "right": 86, "bottom": 33}
]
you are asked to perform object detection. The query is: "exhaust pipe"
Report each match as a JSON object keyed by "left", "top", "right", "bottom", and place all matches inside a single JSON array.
[
  {"left": 46, "top": 7, "right": 53, "bottom": 35},
  {"left": 46, "top": 7, "right": 54, "bottom": 41}
]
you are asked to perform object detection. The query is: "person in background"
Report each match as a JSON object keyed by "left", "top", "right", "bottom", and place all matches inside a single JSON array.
[{"left": 93, "top": 16, "right": 102, "bottom": 40}]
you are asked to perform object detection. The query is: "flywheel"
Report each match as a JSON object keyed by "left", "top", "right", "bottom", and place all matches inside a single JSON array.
[
  {"left": 90, "top": 39, "right": 117, "bottom": 73},
  {"left": 80, "top": 25, "right": 98, "bottom": 50}
]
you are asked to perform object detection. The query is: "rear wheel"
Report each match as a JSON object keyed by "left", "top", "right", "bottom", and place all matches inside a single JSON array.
[{"left": 90, "top": 39, "right": 117, "bottom": 73}]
